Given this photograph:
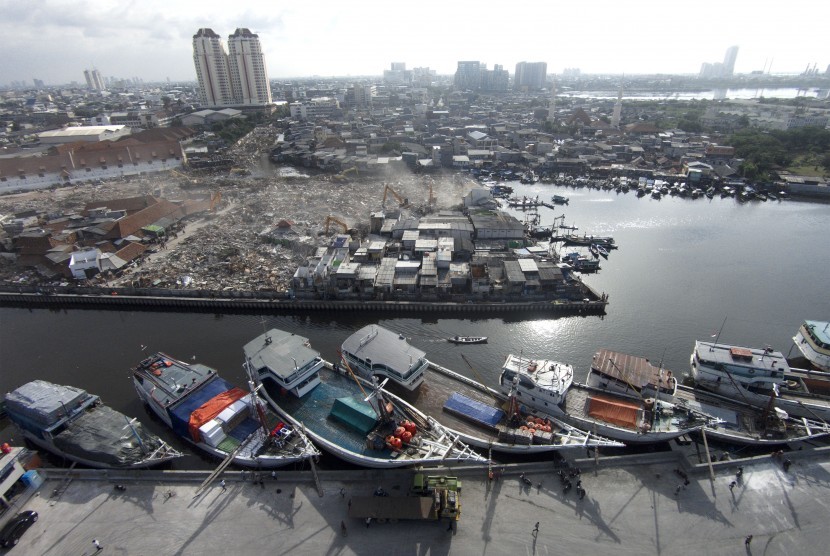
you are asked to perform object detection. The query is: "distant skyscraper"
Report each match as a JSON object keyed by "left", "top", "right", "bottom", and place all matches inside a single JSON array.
[
  {"left": 611, "top": 80, "right": 623, "bottom": 129},
  {"left": 723, "top": 46, "right": 739, "bottom": 77},
  {"left": 193, "top": 28, "right": 234, "bottom": 106},
  {"left": 454, "top": 61, "right": 481, "bottom": 91},
  {"left": 514, "top": 62, "right": 547, "bottom": 91},
  {"left": 83, "top": 69, "right": 105, "bottom": 91},
  {"left": 548, "top": 77, "right": 557, "bottom": 124},
  {"left": 227, "top": 28, "right": 272, "bottom": 105}
]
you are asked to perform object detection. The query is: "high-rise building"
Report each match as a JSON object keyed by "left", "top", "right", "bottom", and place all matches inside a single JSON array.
[
  {"left": 227, "top": 28, "right": 272, "bottom": 105},
  {"left": 454, "top": 61, "right": 481, "bottom": 91},
  {"left": 193, "top": 28, "right": 234, "bottom": 106},
  {"left": 514, "top": 62, "right": 547, "bottom": 91},
  {"left": 193, "top": 28, "right": 272, "bottom": 107},
  {"left": 722, "top": 46, "right": 739, "bottom": 77},
  {"left": 611, "top": 81, "right": 623, "bottom": 129},
  {"left": 83, "top": 69, "right": 105, "bottom": 91}
]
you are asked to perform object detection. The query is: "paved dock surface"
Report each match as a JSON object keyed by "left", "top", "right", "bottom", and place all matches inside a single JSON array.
[{"left": 6, "top": 457, "right": 828, "bottom": 555}]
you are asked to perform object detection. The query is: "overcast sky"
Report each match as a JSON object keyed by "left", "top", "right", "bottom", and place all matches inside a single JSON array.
[{"left": 1, "top": 0, "right": 827, "bottom": 86}]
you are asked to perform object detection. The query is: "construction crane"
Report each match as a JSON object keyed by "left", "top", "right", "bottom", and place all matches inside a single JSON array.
[
  {"left": 382, "top": 183, "right": 410, "bottom": 209},
  {"left": 324, "top": 215, "right": 349, "bottom": 235}
]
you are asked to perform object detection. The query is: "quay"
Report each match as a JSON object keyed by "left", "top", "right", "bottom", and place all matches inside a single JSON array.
[
  {"left": 0, "top": 286, "right": 609, "bottom": 316},
  {"left": 4, "top": 447, "right": 828, "bottom": 555}
]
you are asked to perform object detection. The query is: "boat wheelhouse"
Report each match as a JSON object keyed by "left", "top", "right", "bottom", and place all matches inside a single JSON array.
[
  {"left": 499, "top": 354, "right": 573, "bottom": 409},
  {"left": 244, "top": 329, "right": 325, "bottom": 398},
  {"left": 793, "top": 320, "right": 830, "bottom": 372},
  {"left": 691, "top": 342, "right": 789, "bottom": 392},
  {"left": 341, "top": 325, "right": 427, "bottom": 390}
]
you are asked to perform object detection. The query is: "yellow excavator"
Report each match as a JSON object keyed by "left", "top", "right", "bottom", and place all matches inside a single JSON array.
[
  {"left": 332, "top": 166, "right": 358, "bottom": 182},
  {"left": 324, "top": 215, "right": 350, "bottom": 235},
  {"left": 382, "top": 184, "right": 410, "bottom": 209}
]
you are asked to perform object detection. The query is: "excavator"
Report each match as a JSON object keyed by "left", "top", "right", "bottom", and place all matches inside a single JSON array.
[
  {"left": 324, "top": 215, "right": 350, "bottom": 235},
  {"left": 332, "top": 166, "right": 358, "bottom": 183},
  {"left": 382, "top": 184, "right": 410, "bottom": 209}
]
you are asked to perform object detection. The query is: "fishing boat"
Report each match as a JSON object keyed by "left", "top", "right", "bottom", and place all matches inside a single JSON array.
[
  {"left": 4, "top": 380, "right": 182, "bottom": 469},
  {"left": 132, "top": 353, "right": 319, "bottom": 469},
  {"left": 595, "top": 244, "right": 609, "bottom": 259},
  {"left": 341, "top": 325, "right": 427, "bottom": 390},
  {"left": 447, "top": 336, "right": 488, "bottom": 345},
  {"left": 392, "top": 361, "right": 624, "bottom": 454},
  {"left": 589, "top": 244, "right": 599, "bottom": 258},
  {"left": 792, "top": 320, "right": 830, "bottom": 372},
  {"left": 244, "top": 328, "right": 487, "bottom": 468},
  {"left": 552, "top": 194, "right": 569, "bottom": 204},
  {"left": 588, "top": 349, "right": 830, "bottom": 446},
  {"left": 690, "top": 341, "right": 830, "bottom": 421},
  {"left": 497, "top": 354, "right": 707, "bottom": 444}
]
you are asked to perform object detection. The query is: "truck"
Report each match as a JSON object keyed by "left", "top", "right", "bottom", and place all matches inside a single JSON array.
[{"left": 347, "top": 474, "right": 461, "bottom": 527}]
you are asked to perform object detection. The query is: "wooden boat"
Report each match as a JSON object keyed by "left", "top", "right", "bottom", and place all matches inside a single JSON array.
[
  {"left": 588, "top": 349, "right": 830, "bottom": 446},
  {"left": 5, "top": 380, "right": 182, "bottom": 469},
  {"left": 497, "top": 354, "right": 708, "bottom": 444},
  {"left": 391, "top": 361, "right": 624, "bottom": 454},
  {"left": 244, "top": 328, "right": 487, "bottom": 468},
  {"left": 448, "top": 336, "right": 488, "bottom": 345},
  {"left": 133, "top": 352, "right": 319, "bottom": 469},
  {"left": 596, "top": 244, "right": 609, "bottom": 259},
  {"left": 691, "top": 341, "right": 830, "bottom": 421}
]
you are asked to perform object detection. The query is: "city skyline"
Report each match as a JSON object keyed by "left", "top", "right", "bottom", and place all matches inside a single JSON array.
[{"left": 1, "top": 0, "right": 827, "bottom": 86}]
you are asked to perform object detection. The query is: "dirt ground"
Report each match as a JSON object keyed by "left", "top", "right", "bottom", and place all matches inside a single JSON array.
[{"left": 0, "top": 130, "right": 477, "bottom": 291}]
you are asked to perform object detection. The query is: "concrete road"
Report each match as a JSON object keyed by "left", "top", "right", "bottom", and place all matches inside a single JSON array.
[{"left": 7, "top": 457, "right": 828, "bottom": 555}]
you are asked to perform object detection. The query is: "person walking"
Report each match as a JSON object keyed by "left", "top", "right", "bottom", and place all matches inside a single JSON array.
[
  {"left": 729, "top": 480, "right": 737, "bottom": 492},
  {"left": 533, "top": 522, "right": 540, "bottom": 537},
  {"left": 340, "top": 487, "right": 346, "bottom": 498},
  {"left": 783, "top": 459, "right": 792, "bottom": 472},
  {"left": 744, "top": 534, "right": 753, "bottom": 547},
  {"left": 93, "top": 539, "right": 102, "bottom": 551},
  {"left": 340, "top": 521, "right": 347, "bottom": 537},
  {"left": 220, "top": 479, "right": 227, "bottom": 492}
]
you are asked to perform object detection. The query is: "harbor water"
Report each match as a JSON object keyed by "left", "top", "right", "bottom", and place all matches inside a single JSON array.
[{"left": 1, "top": 187, "right": 828, "bottom": 465}]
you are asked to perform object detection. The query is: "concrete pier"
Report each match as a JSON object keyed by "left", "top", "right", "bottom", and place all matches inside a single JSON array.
[{"left": 4, "top": 449, "right": 828, "bottom": 555}]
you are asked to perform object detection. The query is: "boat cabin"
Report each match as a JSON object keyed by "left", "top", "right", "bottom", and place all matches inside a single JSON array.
[
  {"left": 243, "top": 329, "right": 325, "bottom": 398},
  {"left": 499, "top": 354, "right": 573, "bottom": 410},
  {"left": 341, "top": 325, "right": 427, "bottom": 390},
  {"left": 692, "top": 341, "right": 789, "bottom": 388}
]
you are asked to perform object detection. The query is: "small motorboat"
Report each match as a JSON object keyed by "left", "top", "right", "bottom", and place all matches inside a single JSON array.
[{"left": 448, "top": 336, "right": 488, "bottom": 345}]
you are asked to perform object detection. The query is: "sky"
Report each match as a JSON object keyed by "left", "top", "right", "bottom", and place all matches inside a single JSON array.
[{"left": 1, "top": 0, "right": 827, "bottom": 86}]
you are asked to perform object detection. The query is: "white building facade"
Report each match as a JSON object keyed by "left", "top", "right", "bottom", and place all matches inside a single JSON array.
[
  {"left": 227, "top": 28, "right": 272, "bottom": 105},
  {"left": 193, "top": 28, "right": 235, "bottom": 107}
]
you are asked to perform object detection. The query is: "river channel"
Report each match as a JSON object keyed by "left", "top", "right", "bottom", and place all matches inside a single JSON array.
[{"left": 1, "top": 185, "right": 828, "bottom": 467}]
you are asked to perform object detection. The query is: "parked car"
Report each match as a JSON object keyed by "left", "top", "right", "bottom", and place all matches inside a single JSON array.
[{"left": 0, "top": 511, "right": 38, "bottom": 548}]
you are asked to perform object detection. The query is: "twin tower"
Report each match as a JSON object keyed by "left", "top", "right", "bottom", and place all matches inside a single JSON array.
[{"left": 192, "top": 28, "right": 273, "bottom": 108}]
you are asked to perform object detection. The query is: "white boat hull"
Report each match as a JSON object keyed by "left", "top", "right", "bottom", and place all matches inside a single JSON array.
[{"left": 794, "top": 328, "right": 830, "bottom": 372}]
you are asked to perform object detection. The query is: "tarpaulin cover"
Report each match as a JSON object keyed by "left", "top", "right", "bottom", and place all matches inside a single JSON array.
[
  {"left": 168, "top": 376, "right": 236, "bottom": 440},
  {"left": 329, "top": 397, "right": 378, "bottom": 435},
  {"left": 5, "top": 380, "right": 92, "bottom": 428},
  {"left": 443, "top": 392, "right": 503, "bottom": 429},
  {"left": 588, "top": 395, "right": 639, "bottom": 429},
  {"left": 188, "top": 387, "right": 247, "bottom": 441}
]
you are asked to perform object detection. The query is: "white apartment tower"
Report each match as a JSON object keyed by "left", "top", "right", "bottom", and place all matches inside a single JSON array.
[
  {"left": 193, "top": 28, "right": 235, "bottom": 106},
  {"left": 83, "top": 69, "right": 105, "bottom": 91},
  {"left": 227, "top": 28, "right": 272, "bottom": 105}
]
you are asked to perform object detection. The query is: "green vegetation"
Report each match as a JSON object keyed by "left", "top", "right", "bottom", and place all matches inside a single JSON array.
[
  {"left": 728, "top": 127, "right": 830, "bottom": 180},
  {"left": 210, "top": 114, "right": 263, "bottom": 144}
]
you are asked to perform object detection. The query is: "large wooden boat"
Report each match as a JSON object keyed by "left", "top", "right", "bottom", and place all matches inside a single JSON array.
[
  {"left": 5, "top": 380, "right": 182, "bottom": 469},
  {"left": 497, "top": 354, "right": 707, "bottom": 444},
  {"left": 132, "top": 353, "right": 319, "bottom": 469},
  {"left": 589, "top": 349, "right": 830, "bottom": 446},
  {"left": 244, "top": 328, "right": 487, "bottom": 468},
  {"left": 391, "top": 362, "right": 625, "bottom": 454}
]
